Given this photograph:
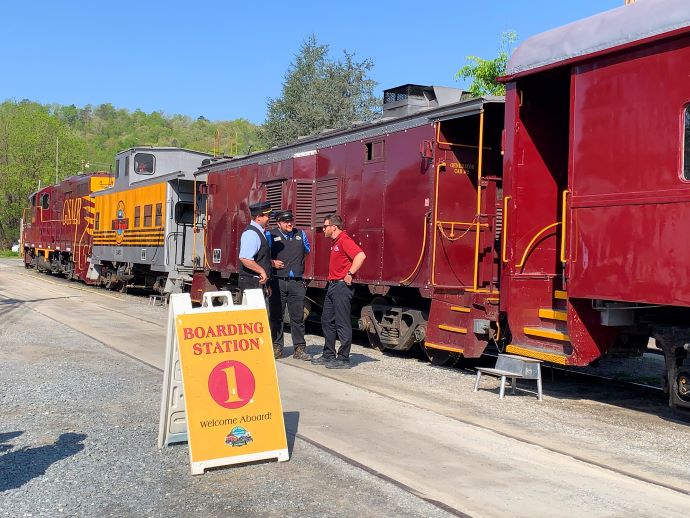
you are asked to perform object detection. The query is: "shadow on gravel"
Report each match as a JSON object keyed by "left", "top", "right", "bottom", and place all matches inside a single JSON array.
[
  {"left": 0, "top": 432, "right": 86, "bottom": 492},
  {"left": 0, "top": 296, "right": 74, "bottom": 319},
  {"left": 283, "top": 411, "right": 300, "bottom": 456},
  {"left": 0, "top": 431, "right": 23, "bottom": 453}
]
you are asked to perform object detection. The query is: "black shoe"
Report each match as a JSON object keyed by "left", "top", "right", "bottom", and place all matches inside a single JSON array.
[
  {"left": 325, "top": 359, "right": 351, "bottom": 369},
  {"left": 311, "top": 355, "right": 335, "bottom": 365}
]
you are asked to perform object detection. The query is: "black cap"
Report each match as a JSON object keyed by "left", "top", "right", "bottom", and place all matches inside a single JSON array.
[
  {"left": 249, "top": 201, "right": 272, "bottom": 217},
  {"left": 274, "top": 209, "right": 294, "bottom": 221}
]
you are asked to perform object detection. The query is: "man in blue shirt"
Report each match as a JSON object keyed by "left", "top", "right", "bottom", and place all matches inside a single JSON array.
[
  {"left": 238, "top": 202, "right": 272, "bottom": 296},
  {"left": 268, "top": 209, "right": 312, "bottom": 360}
]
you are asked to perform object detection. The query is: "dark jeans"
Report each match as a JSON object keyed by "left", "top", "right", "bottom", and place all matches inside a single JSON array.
[
  {"left": 321, "top": 281, "right": 354, "bottom": 360},
  {"left": 269, "top": 277, "right": 307, "bottom": 348}
]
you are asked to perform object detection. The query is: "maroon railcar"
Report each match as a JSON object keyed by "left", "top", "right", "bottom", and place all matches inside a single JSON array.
[
  {"left": 22, "top": 173, "right": 112, "bottom": 282},
  {"left": 500, "top": 0, "right": 690, "bottom": 408},
  {"left": 193, "top": 86, "right": 504, "bottom": 363}
]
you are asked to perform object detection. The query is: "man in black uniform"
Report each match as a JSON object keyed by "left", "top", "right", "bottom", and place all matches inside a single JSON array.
[
  {"left": 238, "top": 201, "right": 272, "bottom": 296},
  {"left": 268, "top": 210, "right": 312, "bottom": 360}
]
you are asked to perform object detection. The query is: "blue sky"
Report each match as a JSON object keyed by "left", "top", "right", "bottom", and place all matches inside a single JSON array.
[{"left": 1, "top": 0, "right": 624, "bottom": 124}]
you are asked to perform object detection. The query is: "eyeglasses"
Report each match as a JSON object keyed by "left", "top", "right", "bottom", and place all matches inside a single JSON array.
[{"left": 322, "top": 224, "right": 335, "bottom": 229}]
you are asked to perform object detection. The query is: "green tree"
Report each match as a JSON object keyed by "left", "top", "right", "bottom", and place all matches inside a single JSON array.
[
  {"left": 456, "top": 31, "right": 517, "bottom": 97},
  {"left": 263, "top": 35, "right": 381, "bottom": 148},
  {"left": 0, "top": 100, "right": 83, "bottom": 247}
]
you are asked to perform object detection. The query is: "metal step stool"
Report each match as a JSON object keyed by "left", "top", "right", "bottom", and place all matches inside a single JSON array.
[
  {"left": 149, "top": 294, "right": 168, "bottom": 307},
  {"left": 474, "top": 353, "right": 543, "bottom": 400}
]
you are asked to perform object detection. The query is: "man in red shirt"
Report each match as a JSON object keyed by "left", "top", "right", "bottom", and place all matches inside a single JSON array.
[{"left": 312, "top": 214, "right": 366, "bottom": 369}]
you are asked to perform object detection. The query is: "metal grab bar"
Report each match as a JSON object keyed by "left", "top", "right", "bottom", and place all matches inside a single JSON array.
[
  {"left": 515, "top": 222, "right": 560, "bottom": 269},
  {"left": 400, "top": 212, "right": 430, "bottom": 285},
  {"left": 501, "top": 196, "right": 511, "bottom": 263},
  {"left": 560, "top": 189, "right": 570, "bottom": 263}
]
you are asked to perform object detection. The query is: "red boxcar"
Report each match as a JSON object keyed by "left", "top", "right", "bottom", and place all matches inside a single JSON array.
[
  {"left": 193, "top": 85, "right": 504, "bottom": 364},
  {"left": 22, "top": 173, "right": 113, "bottom": 282},
  {"left": 500, "top": 0, "right": 690, "bottom": 408}
]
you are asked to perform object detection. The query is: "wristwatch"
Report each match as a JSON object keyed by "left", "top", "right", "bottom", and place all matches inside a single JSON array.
[{"left": 347, "top": 271, "right": 355, "bottom": 277}]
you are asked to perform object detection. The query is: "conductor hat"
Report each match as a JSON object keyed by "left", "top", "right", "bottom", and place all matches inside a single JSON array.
[
  {"left": 249, "top": 201, "right": 272, "bottom": 217},
  {"left": 274, "top": 209, "right": 294, "bottom": 221}
]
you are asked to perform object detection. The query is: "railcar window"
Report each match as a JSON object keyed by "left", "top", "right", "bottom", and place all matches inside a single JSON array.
[
  {"left": 115, "top": 159, "right": 120, "bottom": 179},
  {"left": 134, "top": 206, "right": 141, "bottom": 228},
  {"left": 144, "top": 204, "right": 152, "bottom": 227},
  {"left": 364, "top": 140, "right": 385, "bottom": 161},
  {"left": 40, "top": 194, "right": 49, "bottom": 209},
  {"left": 95, "top": 212, "right": 100, "bottom": 230},
  {"left": 155, "top": 203, "right": 162, "bottom": 226},
  {"left": 174, "top": 202, "right": 194, "bottom": 225},
  {"left": 684, "top": 105, "right": 690, "bottom": 180},
  {"left": 134, "top": 153, "right": 155, "bottom": 175}
]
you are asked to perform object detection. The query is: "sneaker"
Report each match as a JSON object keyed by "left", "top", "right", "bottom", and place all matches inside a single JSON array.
[
  {"left": 325, "top": 359, "right": 351, "bottom": 369},
  {"left": 311, "top": 355, "right": 335, "bottom": 365}
]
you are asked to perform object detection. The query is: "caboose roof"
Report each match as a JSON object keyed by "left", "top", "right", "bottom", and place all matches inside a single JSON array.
[{"left": 503, "top": 0, "right": 690, "bottom": 80}]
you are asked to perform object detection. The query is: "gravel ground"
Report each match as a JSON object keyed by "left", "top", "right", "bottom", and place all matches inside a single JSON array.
[{"left": 0, "top": 293, "right": 449, "bottom": 517}]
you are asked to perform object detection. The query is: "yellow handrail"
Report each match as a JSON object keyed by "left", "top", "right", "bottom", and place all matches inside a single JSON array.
[
  {"left": 515, "top": 222, "right": 560, "bottom": 269},
  {"left": 435, "top": 122, "right": 492, "bottom": 150},
  {"left": 431, "top": 161, "right": 445, "bottom": 286},
  {"left": 560, "top": 189, "right": 570, "bottom": 263},
  {"left": 472, "top": 110, "right": 485, "bottom": 291},
  {"left": 400, "top": 212, "right": 430, "bottom": 285},
  {"left": 501, "top": 196, "right": 511, "bottom": 263}
]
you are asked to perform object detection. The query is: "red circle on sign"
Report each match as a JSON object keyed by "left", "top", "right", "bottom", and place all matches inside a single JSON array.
[{"left": 208, "top": 360, "right": 256, "bottom": 409}]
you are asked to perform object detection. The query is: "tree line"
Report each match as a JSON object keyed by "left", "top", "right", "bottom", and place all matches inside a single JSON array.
[{"left": 0, "top": 34, "right": 511, "bottom": 248}]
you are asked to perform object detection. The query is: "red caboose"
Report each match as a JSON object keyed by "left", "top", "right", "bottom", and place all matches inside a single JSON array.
[
  {"left": 500, "top": 0, "right": 690, "bottom": 408},
  {"left": 22, "top": 173, "right": 112, "bottom": 282},
  {"left": 193, "top": 86, "right": 504, "bottom": 364}
]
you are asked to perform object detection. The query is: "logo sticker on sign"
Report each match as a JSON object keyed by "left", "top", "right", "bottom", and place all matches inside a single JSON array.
[{"left": 158, "top": 290, "right": 289, "bottom": 474}]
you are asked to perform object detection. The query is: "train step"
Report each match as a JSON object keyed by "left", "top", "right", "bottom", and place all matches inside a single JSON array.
[
  {"left": 554, "top": 290, "right": 567, "bottom": 300},
  {"left": 538, "top": 308, "right": 567, "bottom": 321},
  {"left": 523, "top": 326, "right": 569, "bottom": 342},
  {"left": 505, "top": 343, "right": 569, "bottom": 365}
]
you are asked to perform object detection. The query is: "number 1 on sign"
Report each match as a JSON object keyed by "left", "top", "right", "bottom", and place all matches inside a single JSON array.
[{"left": 222, "top": 366, "right": 242, "bottom": 403}]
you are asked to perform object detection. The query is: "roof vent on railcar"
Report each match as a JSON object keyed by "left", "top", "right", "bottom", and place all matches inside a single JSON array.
[{"left": 382, "top": 84, "right": 465, "bottom": 117}]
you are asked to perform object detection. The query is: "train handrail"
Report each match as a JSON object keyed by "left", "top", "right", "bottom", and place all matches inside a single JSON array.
[
  {"left": 515, "top": 222, "right": 560, "bottom": 269},
  {"left": 501, "top": 196, "right": 511, "bottom": 263},
  {"left": 400, "top": 212, "right": 430, "bottom": 286},
  {"left": 560, "top": 189, "right": 570, "bottom": 264}
]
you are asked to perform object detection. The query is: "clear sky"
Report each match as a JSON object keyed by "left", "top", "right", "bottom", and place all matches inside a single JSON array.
[{"left": 1, "top": 0, "right": 625, "bottom": 124}]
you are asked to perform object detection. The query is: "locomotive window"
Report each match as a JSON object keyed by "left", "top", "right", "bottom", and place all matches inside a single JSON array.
[
  {"left": 124, "top": 156, "right": 129, "bottom": 177},
  {"left": 134, "top": 206, "right": 141, "bottom": 228},
  {"left": 115, "top": 159, "right": 120, "bottom": 179},
  {"left": 155, "top": 203, "right": 163, "bottom": 226},
  {"left": 30, "top": 194, "right": 36, "bottom": 206},
  {"left": 134, "top": 153, "right": 155, "bottom": 175},
  {"left": 143, "top": 204, "right": 152, "bottom": 227},
  {"left": 95, "top": 212, "right": 100, "bottom": 230},
  {"left": 174, "top": 202, "right": 194, "bottom": 225},
  {"left": 40, "top": 194, "right": 49, "bottom": 210},
  {"left": 684, "top": 105, "right": 690, "bottom": 180}
]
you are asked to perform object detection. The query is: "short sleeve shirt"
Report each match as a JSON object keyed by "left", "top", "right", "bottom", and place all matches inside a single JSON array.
[
  {"left": 328, "top": 231, "right": 363, "bottom": 280},
  {"left": 238, "top": 221, "right": 266, "bottom": 260}
]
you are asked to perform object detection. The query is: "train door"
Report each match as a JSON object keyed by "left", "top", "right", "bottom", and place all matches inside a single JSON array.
[
  {"left": 502, "top": 70, "right": 571, "bottom": 355},
  {"left": 357, "top": 139, "right": 385, "bottom": 281},
  {"left": 432, "top": 113, "right": 499, "bottom": 289}
]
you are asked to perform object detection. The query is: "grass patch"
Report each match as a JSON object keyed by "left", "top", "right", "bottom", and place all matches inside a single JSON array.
[{"left": 0, "top": 249, "right": 20, "bottom": 258}]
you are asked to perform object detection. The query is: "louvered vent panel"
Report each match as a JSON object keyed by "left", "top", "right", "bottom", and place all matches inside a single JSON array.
[
  {"left": 315, "top": 177, "right": 340, "bottom": 222},
  {"left": 264, "top": 180, "right": 284, "bottom": 223},
  {"left": 294, "top": 180, "right": 314, "bottom": 228}
]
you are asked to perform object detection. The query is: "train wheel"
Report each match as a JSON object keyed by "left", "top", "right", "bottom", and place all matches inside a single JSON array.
[{"left": 423, "top": 344, "right": 458, "bottom": 366}]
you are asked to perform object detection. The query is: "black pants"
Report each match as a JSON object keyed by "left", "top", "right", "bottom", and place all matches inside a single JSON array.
[
  {"left": 238, "top": 275, "right": 269, "bottom": 309},
  {"left": 321, "top": 281, "right": 354, "bottom": 360},
  {"left": 269, "top": 278, "right": 307, "bottom": 348}
]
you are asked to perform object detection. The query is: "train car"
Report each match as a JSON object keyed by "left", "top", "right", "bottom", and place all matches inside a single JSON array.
[
  {"left": 88, "top": 147, "right": 212, "bottom": 293},
  {"left": 499, "top": 0, "right": 690, "bottom": 408},
  {"left": 193, "top": 85, "right": 504, "bottom": 364},
  {"left": 22, "top": 173, "right": 113, "bottom": 281}
]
